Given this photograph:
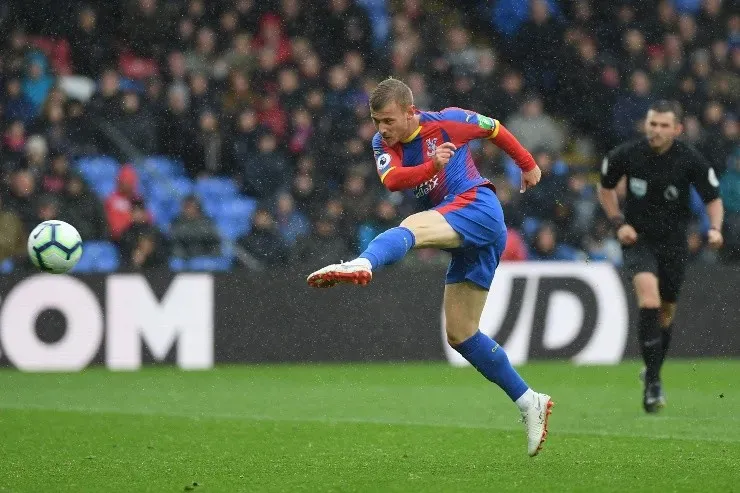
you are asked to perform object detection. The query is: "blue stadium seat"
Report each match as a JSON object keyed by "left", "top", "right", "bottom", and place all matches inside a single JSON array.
[
  {"left": 194, "top": 177, "right": 238, "bottom": 202},
  {"left": 75, "top": 156, "right": 120, "bottom": 199},
  {"left": 71, "top": 241, "right": 120, "bottom": 273},
  {"left": 140, "top": 157, "right": 186, "bottom": 179},
  {"left": 0, "top": 258, "right": 14, "bottom": 274},
  {"left": 148, "top": 201, "right": 178, "bottom": 232},
  {"left": 169, "top": 257, "right": 187, "bottom": 272},
  {"left": 221, "top": 196, "right": 257, "bottom": 218},
  {"left": 213, "top": 197, "right": 257, "bottom": 240},
  {"left": 215, "top": 218, "right": 249, "bottom": 241},
  {"left": 187, "top": 255, "right": 233, "bottom": 272},
  {"left": 142, "top": 176, "right": 195, "bottom": 231}
]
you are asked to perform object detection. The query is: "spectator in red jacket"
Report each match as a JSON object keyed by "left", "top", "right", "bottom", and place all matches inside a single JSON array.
[
  {"left": 104, "top": 164, "right": 150, "bottom": 241},
  {"left": 501, "top": 228, "right": 528, "bottom": 262}
]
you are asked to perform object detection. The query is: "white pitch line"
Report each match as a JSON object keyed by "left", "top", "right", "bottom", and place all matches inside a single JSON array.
[{"left": 1, "top": 403, "right": 739, "bottom": 445}]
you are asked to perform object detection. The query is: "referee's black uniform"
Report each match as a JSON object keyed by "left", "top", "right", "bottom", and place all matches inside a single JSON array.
[
  {"left": 601, "top": 137, "right": 720, "bottom": 301},
  {"left": 600, "top": 136, "right": 721, "bottom": 409}
]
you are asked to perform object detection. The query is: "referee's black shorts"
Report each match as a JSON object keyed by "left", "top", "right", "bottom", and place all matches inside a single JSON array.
[{"left": 622, "top": 239, "right": 688, "bottom": 303}]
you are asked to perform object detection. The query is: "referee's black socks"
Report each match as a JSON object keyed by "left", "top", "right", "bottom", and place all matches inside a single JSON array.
[
  {"left": 660, "top": 324, "right": 673, "bottom": 368},
  {"left": 638, "top": 308, "right": 662, "bottom": 382}
]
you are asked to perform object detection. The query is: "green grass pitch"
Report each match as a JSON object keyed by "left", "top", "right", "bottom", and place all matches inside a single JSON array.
[{"left": 1, "top": 361, "right": 738, "bottom": 492}]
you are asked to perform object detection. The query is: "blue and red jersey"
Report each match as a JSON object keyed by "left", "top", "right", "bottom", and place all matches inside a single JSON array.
[{"left": 372, "top": 107, "right": 535, "bottom": 208}]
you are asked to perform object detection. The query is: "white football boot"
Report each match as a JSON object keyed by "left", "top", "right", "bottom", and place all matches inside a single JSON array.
[
  {"left": 520, "top": 392, "right": 554, "bottom": 457},
  {"left": 307, "top": 259, "right": 372, "bottom": 288}
]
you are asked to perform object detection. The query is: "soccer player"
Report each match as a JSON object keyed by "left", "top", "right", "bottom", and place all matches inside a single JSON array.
[
  {"left": 307, "top": 78, "right": 554, "bottom": 457},
  {"left": 598, "top": 100, "right": 724, "bottom": 413}
]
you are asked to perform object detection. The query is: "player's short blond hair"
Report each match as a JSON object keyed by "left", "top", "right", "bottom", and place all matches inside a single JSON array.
[{"left": 369, "top": 78, "right": 413, "bottom": 112}]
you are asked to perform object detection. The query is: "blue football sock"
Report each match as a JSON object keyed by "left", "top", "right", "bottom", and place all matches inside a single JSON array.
[
  {"left": 358, "top": 226, "right": 415, "bottom": 270},
  {"left": 453, "top": 330, "right": 529, "bottom": 401}
]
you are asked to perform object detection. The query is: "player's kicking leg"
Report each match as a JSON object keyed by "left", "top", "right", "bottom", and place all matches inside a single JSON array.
[{"left": 307, "top": 210, "right": 455, "bottom": 287}]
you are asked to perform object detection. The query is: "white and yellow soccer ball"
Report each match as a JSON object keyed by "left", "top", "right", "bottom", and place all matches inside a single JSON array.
[{"left": 27, "top": 220, "right": 83, "bottom": 274}]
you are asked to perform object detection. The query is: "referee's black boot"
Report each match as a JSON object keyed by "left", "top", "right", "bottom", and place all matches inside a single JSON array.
[
  {"left": 640, "top": 368, "right": 667, "bottom": 409},
  {"left": 643, "top": 380, "right": 665, "bottom": 414}
]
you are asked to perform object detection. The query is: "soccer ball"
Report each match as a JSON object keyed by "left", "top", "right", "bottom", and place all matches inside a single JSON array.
[{"left": 27, "top": 220, "right": 83, "bottom": 274}]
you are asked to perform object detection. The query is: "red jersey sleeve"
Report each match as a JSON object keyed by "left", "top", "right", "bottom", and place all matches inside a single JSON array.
[
  {"left": 372, "top": 133, "right": 437, "bottom": 192},
  {"left": 437, "top": 107, "right": 536, "bottom": 172}
]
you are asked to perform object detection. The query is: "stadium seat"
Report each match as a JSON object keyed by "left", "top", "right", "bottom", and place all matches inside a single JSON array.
[
  {"left": 169, "top": 254, "right": 233, "bottom": 272},
  {"left": 148, "top": 201, "right": 178, "bottom": 232},
  {"left": 215, "top": 218, "right": 248, "bottom": 241},
  {"left": 213, "top": 197, "right": 257, "bottom": 240},
  {"left": 0, "top": 258, "right": 14, "bottom": 274},
  {"left": 139, "top": 157, "right": 186, "bottom": 180},
  {"left": 169, "top": 257, "right": 187, "bottom": 272},
  {"left": 75, "top": 156, "right": 120, "bottom": 199},
  {"left": 194, "top": 177, "right": 238, "bottom": 202},
  {"left": 187, "top": 255, "right": 233, "bottom": 272},
  {"left": 146, "top": 176, "right": 193, "bottom": 201},
  {"left": 220, "top": 196, "right": 257, "bottom": 220},
  {"left": 71, "top": 241, "right": 120, "bottom": 273}
]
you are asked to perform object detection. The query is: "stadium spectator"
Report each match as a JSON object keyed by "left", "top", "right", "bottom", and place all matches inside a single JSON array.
[
  {"left": 237, "top": 208, "right": 290, "bottom": 268},
  {"left": 512, "top": 0, "right": 563, "bottom": 97},
  {"left": 187, "top": 109, "right": 229, "bottom": 178},
  {"left": 339, "top": 169, "right": 375, "bottom": 252},
  {"left": 273, "top": 191, "right": 310, "bottom": 248},
  {"left": 357, "top": 198, "right": 399, "bottom": 252},
  {"left": 3, "top": 77, "right": 35, "bottom": 125},
  {"left": 60, "top": 175, "right": 107, "bottom": 241},
  {"left": 170, "top": 195, "right": 221, "bottom": 259},
  {"left": 506, "top": 94, "right": 566, "bottom": 155},
  {"left": 239, "top": 131, "right": 288, "bottom": 199},
  {"left": 293, "top": 214, "right": 351, "bottom": 270},
  {"left": 1, "top": 120, "right": 27, "bottom": 176},
  {"left": 521, "top": 150, "right": 572, "bottom": 236},
  {"left": 88, "top": 68, "right": 122, "bottom": 118},
  {"left": 119, "top": 198, "right": 167, "bottom": 270},
  {"left": 68, "top": 5, "right": 111, "bottom": 78},
  {"left": 41, "top": 153, "right": 72, "bottom": 195},
  {"left": 611, "top": 71, "right": 653, "bottom": 144},
  {"left": 0, "top": 194, "right": 26, "bottom": 262},
  {"left": 158, "top": 84, "right": 196, "bottom": 164},
  {"left": 583, "top": 216, "right": 623, "bottom": 265},
  {"left": 4, "top": 169, "right": 38, "bottom": 234},
  {"left": 113, "top": 91, "right": 158, "bottom": 155},
  {"left": 528, "top": 222, "right": 581, "bottom": 261},
  {"left": 104, "top": 164, "right": 148, "bottom": 241},
  {"left": 35, "top": 193, "right": 60, "bottom": 223},
  {"left": 501, "top": 228, "right": 529, "bottom": 262},
  {"left": 21, "top": 135, "right": 49, "bottom": 180},
  {"left": 22, "top": 52, "right": 54, "bottom": 117}
]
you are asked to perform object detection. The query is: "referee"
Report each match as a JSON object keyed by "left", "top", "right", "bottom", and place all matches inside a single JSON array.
[{"left": 598, "top": 100, "right": 724, "bottom": 414}]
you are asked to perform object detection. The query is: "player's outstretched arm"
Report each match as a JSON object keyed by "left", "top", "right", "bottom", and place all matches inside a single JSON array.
[{"left": 488, "top": 124, "right": 540, "bottom": 190}]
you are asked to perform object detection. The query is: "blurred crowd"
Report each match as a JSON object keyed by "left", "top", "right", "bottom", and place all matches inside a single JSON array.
[{"left": 0, "top": 0, "right": 738, "bottom": 272}]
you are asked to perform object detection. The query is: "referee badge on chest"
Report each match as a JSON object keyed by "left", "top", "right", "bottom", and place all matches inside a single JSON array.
[
  {"left": 629, "top": 177, "right": 648, "bottom": 197},
  {"left": 664, "top": 185, "right": 679, "bottom": 201}
]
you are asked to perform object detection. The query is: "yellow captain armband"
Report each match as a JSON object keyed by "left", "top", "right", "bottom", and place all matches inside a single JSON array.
[
  {"left": 490, "top": 119, "right": 501, "bottom": 138},
  {"left": 476, "top": 114, "right": 500, "bottom": 139}
]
